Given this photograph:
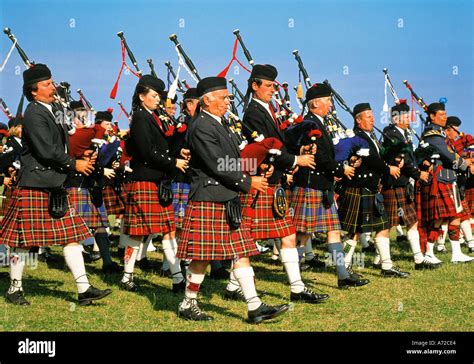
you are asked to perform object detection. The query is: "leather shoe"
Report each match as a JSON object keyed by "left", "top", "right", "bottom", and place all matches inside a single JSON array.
[
  {"left": 102, "top": 262, "right": 122, "bottom": 274},
  {"left": 381, "top": 266, "right": 410, "bottom": 278},
  {"left": 223, "top": 288, "right": 246, "bottom": 302},
  {"left": 290, "top": 287, "right": 329, "bottom": 304},
  {"left": 338, "top": 273, "right": 370, "bottom": 289},
  {"left": 178, "top": 299, "right": 214, "bottom": 321},
  {"left": 5, "top": 290, "right": 30, "bottom": 306},
  {"left": 305, "top": 257, "right": 326, "bottom": 269},
  {"left": 120, "top": 279, "right": 138, "bottom": 292},
  {"left": 78, "top": 286, "right": 112, "bottom": 306},
  {"left": 248, "top": 303, "right": 289, "bottom": 324},
  {"left": 415, "top": 260, "right": 441, "bottom": 270}
]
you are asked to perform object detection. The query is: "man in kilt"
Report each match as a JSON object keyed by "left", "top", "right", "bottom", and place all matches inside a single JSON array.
[
  {"left": 0, "top": 64, "right": 111, "bottom": 305},
  {"left": 177, "top": 76, "right": 289, "bottom": 323},
  {"left": 66, "top": 108, "right": 121, "bottom": 273},
  {"left": 241, "top": 65, "right": 332, "bottom": 303},
  {"left": 380, "top": 101, "right": 439, "bottom": 269},
  {"left": 289, "top": 83, "right": 370, "bottom": 288},
  {"left": 417, "top": 103, "right": 473, "bottom": 263},
  {"left": 444, "top": 116, "right": 474, "bottom": 254},
  {"left": 338, "top": 103, "right": 410, "bottom": 277}
]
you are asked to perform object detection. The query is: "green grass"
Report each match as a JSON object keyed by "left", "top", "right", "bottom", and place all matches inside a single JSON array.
[{"left": 0, "top": 237, "right": 472, "bottom": 332}]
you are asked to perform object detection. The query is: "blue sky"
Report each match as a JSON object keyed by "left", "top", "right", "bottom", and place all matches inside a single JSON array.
[{"left": 0, "top": 0, "right": 472, "bottom": 135}]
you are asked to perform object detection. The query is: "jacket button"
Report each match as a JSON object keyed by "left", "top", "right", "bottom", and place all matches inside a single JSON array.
[
  {"left": 208, "top": 180, "right": 211, "bottom": 183},
  {"left": 364, "top": 174, "right": 367, "bottom": 178}
]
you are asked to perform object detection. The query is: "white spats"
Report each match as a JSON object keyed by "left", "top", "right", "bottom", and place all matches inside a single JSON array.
[
  {"left": 407, "top": 226, "right": 424, "bottom": 264},
  {"left": 121, "top": 237, "right": 141, "bottom": 283},
  {"left": 226, "top": 269, "right": 240, "bottom": 292},
  {"left": 162, "top": 239, "right": 184, "bottom": 284},
  {"left": 63, "top": 244, "right": 90, "bottom": 294},
  {"left": 450, "top": 240, "right": 474, "bottom": 263},
  {"left": 460, "top": 219, "right": 474, "bottom": 245},
  {"left": 374, "top": 236, "right": 392, "bottom": 270},
  {"left": 425, "top": 242, "right": 442, "bottom": 264},
  {"left": 181, "top": 271, "right": 205, "bottom": 309},
  {"left": 8, "top": 249, "right": 28, "bottom": 294},
  {"left": 233, "top": 267, "right": 262, "bottom": 311},
  {"left": 280, "top": 248, "right": 305, "bottom": 294}
]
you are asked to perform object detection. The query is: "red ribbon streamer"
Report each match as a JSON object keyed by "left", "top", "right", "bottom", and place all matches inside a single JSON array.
[{"left": 110, "top": 41, "right": 141, "bottom": 99}]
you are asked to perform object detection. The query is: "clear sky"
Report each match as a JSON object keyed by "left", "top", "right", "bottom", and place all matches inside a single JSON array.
[{"left": 0, "top": 0, "right": 472, "bottom": 135}]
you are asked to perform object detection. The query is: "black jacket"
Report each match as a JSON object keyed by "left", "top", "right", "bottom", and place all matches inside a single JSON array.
[
  {"left": 242, "top": 99, "right": 295, "bottom": 184},
  {"left": 291, "top": 112, "right": 345, "bottom": 190},
  {"left": 343, "top": 127, "right": 391, "bottom": 190},
  {"left": 186, "top": 111, "right": 251, "bottom": 202},
  {"left": 127, "top": 107, "right": 177, "bottom": 182},
  {"left": 18, "top": 101, "right": 76, "bottom": 188},
  {"left": 169, "top": 112, "right": 193, "bottom": 184},
  {"left": 382, "top": 124, "right": 420, "bottom": 189}
]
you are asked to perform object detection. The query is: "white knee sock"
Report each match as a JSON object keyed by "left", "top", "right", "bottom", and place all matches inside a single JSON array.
[
  {"left": 171, "top": 238, "right": 179, "bottom": 255},
  {"left": 9, "top": 249, "right": 28, "bottom": 293},
  {"left": 396, "top": 225, "right": 404, "bottom": 237},
  {"left": 226, "top": 269, "right": 241, "bottom": 292},
  {"left": 136, "top": 236, "right": 151, "bottom": 261},
  {"left": 63, "top": 244, "right": 90, "bottom": 294},
  {"left": 162, "top": 239, "right": 184, "bottom": 284},
  {"left": 180, "top": 270, "right": 205, "bottom": 309},
  {"left": 233, "top": 267, "right": 262, "bottom": 311},
  {"left": 280, "top": 248, "right": 305, "bottom": 293},
  {"left": 121, "top": 238, "right": 141, "bottom": 283},
  {"left": 407, "top": 226, "right": 424, "bottom": 264},
  {"left": 425, "top": 242, "right": 442, "bottom": 264},
  {"left": 375, "top": 236, "right": 392, "bottom": 270},
  {"left": 343, "top": 239, "right": 357, "bottom": 268},
  {"left": 460, "top": 219, "right": 474, "bottom": 244},
  {"left": 451, "top": 240, "right": 474, "bottom": 263}
]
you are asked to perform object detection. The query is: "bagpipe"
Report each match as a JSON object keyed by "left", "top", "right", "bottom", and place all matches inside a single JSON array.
[
  {"left": 164, "top": 61, "right": 187, "bottom": 93},
  {"left": 0, "top": 98, "right": 14, "bottom": 121}
]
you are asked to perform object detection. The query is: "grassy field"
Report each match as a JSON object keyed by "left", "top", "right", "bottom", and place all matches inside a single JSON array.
[{"left": 0, "top": 236, "right": 472, "bottom": 332}]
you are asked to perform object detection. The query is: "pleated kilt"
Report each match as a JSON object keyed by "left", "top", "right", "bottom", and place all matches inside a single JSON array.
[
  {"left": 0, "top": 188, "right": 91, "bottom": 248},
  {"left": 102, "top": 185, "right": 125, "bottom": 216},
  {"left": 0, "top": 187, "right": 14, "bottom": 217},
  {"left": 68, "top": 188, "right": 109, "bottom": 230},
  {"left": 338, "top": 187, "right": 389, "bottom": 234},
  {"left": 172, "top": 182, "right": 190, "bottom": 229},
  {"left": 177, "top": 201, "right": 259, "bottom": 261},
  {"left": 417, "top": 182, "right": 458, "bottom": 223},
  {"left": 290, "top": 187, "right": 341, "bottom": 233},
  {"left": 382, "top": 186, "right": 417, "bottom": 228},
  {"left": 123, "top": 181, "right": 175, "bottom": 236},
  {"left": 240, "top": 184, "right": 295, "bottom": 240},
  {"left": 457, "top": 198, "right": 471, "bottom": 221},
  {"left": 464, "top": 188, "right": 474, "bottom": 215}
]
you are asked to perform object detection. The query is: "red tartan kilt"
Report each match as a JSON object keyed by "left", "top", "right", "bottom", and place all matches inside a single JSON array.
[
  {"left": 290, "top": 187, "right": 341, "bottom": 233},
  {"left": 0, "top": 188, "right": 91, "bottom": 248},
  {"left": 240, "top": 184, "right": 295, "bottom": 240},
  {"left": 123, "top": 181, "right": 175, "bottom": 236},
  {"left": 464, "top": 188, "right": 474, "bottom": 215},
  {"left": 418, "top": 182, "right": 457, "bottom": 223},
  {"left": 177, "top": 201, "right": 259, "bottom": 261},
  {"left": 68, "top": 188, "right": 109, "bottom": 230},
  {"left": 458, "top": 198, "right": 471, "bottom": 221},
  {"left": 102, "top": 185, "right": 125, "bottom": 216},
  {"left": 382, "top": 187, "right": 418, "bottom": 228},
  {"left": 0, "top": 187, "right": 14, "bottom": 217}
]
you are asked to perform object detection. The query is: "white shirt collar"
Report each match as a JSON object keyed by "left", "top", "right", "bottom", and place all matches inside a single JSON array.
[
  {"left": 395, "top": 125, "right": 408, "bottom": 138},
  {"left": 202, "top": 109, "right": 222, "bottom": 124},
  {"left": 37, "top": 101, "right": 54, "bottom": 116},
  {"left": 14, "top": 136, "right": 22, "bottom": 146}
]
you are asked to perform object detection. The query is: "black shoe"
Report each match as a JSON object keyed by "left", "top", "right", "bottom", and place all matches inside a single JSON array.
[
  {"left": 159, "top": 268, "right": 171, "bottom": 277},
  {"left": 248, "top": 303, "right": 289, "bottom": 324},
  {"left": 119, "top": 279, "right": 138, "bottom": 292},
  {"left": 117, "top": 247, "right": 125, "bottom": 259},
  {"left": 172, "top": 280, "right": 186, "bottom": 293},
  {"left": 102, "top": 262, "right": 122, "bottom": 274},
  {"left": 78, "top": 286, "right": 112, "bottom": 306},
  {"left": 415, "top": 260, "right": 442, "bottom": 270},
  {"left": 469, "top": 247, "right": 474, "bottom": 254},
  {"left": 381, "top": 266, "right": 410, "bottom": 278},
  {"left": 223, "top": 288, "right": 246, "bottom": 302},
  {"left": 290, "top": 287, "right": 329, "bottom": 304},
  {"left": 362, "top": 245, "right": 376, "bottom": 253},
  {"left": 38, "top": 251, "right": 60, "bottom": 263},
  {"left": 372, "top": 262, "right": 382, "bottom": 269},
  {"left": 178, "top": 299, "right": 214, "bottom": 321},
  {"left": 5, "top": 290, "right": 30, "bottom": 306},
  {"left": 137, "top": 258, "right": 159, "bottom": 271},
  {"left": 299, "top": 263, "right": 311, "bottom": 272},
  {"left": 338, "top": 273, "right": 370, "bottom": 289},
  {"left": 305, "top": 257, "right": 326, "bottom": 269},
  {"left": 83, "top": 250, "right": 101, "bottom": 263},
  {"left": 209, "top": 267, "right": 229, "bottom": 280}
]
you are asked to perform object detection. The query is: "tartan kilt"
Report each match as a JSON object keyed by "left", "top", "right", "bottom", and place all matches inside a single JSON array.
[
  {"left": 68, "top": 188, "right": 109, "bottom": 230},
  {"left": 123, "top": 181, "right": 175, "bottom": 236},
  {"left": 0, "top": 187, "right": 14, "bottom": 217},
  {"left": 338, "top": 187, "right": 389, "bottom": 234},
  {"left": 417, "top": 182, "right": 457, "bottom": 223},
  {"left": 464, "top": 188, "right": 474, "bottom": 215},
  {"left": 177, "top": 201, "right": 259, "bottom": 260},
  {"left": 240, "top": 184, "right": 295, "bottom": 240},
  {"left": 457, "top": 198, "right": 471, "bottom": 221},
  {"left": 382, "top": 186, "right": 418, "bottom": 228},
  {"left": 172, "top": 182, "right": 190, "bottom": 229},
  {"left": 102, "top": 185, "right": 125, "bottom": 216},
  {"left": 0, "top": 188, "right": 91, "bottom": 248},
  {"left": 290, "top": 187, "right": 341, "bottom": 233}
]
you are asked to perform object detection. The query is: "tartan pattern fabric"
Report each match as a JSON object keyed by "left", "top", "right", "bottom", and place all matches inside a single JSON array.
[
  {"left": 457, "top": 198, "right": 471, "bottom": 221},
  {"left": 172, "top": 182, "right": 190, "bottom": 229},
  {"left": 290, "top": 187, "right": 341, "bottom": 233},
  {"left": 0, "top": 188, "right": 91, "bottom": 248},
  {"left": 177, "top": 201, "right": 259, "bottom": 261},
  {"left": 417, "top": 182, "right": 458, "bottom": 223},
  {"left": 240, "top": 184, "right": 295, "bottom": 240},
  {"left": 0, "top": 187, "right": 14, "bottom": 217},
  {"left": 464, "top": 188, "right": 474, "bottom": 215},
  {"left": 123, "top": 181, "right": 175, "bottom": 236},
  {"left": 448, "top": 134, "right": 474, "bottom": 156},
  {"left": 382, "top": 186, "right": 418, "bottom": 228},
  {"left": 338, "top": 187, "right": 389, "bottom": 234},
  {"left": 68, "top": 188, "right": 109, "bottom": 230},
  {"left": 102, "top": 185, "right": 125, "bottom": 216}
]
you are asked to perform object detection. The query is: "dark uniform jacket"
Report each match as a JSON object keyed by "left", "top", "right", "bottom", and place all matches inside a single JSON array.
[
  {"left": 186, "top": 110, "right": 251, "bottom": 202},
  {"left": 127, "top": 107, "right": 177, "bottom": 182},
  {"left": 242, "top": 99, "right": 295, "bottom": 184},
  {"left": 18, "top": 101, "right": 76, "bottom": 188},
  {"left": 169, "top": 112, "right": 193, "bottom": 184}
]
